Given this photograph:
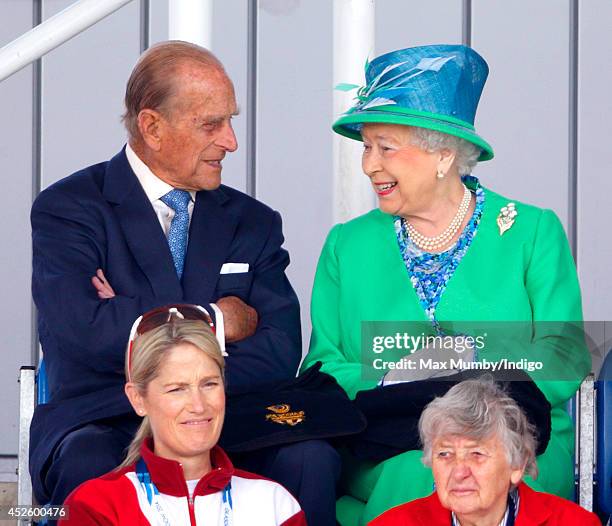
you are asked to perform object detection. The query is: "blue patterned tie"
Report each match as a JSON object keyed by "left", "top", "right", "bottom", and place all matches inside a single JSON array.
[{"left": 160, "top": 189, "right": 191, "bottom": 279}]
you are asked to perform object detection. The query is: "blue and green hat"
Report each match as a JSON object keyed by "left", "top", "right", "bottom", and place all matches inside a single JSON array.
[{"left": 333, "top": 44, "right": 494, "bottom": 161}]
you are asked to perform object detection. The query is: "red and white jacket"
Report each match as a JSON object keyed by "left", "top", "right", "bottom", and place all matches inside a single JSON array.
[
  {"left": 60, "top": 441, "right": 307, "bottom": 525},
  {"left": 368, "top": 482, "right": 601, "bottom": 526}
]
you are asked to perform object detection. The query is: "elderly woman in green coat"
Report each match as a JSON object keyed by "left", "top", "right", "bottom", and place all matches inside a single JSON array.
[{"left": 301, "top": 44, "right": 591, "bottom": 526}]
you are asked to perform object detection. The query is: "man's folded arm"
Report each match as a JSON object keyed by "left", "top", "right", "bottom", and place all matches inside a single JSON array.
[
  {"left": 33, "top": 188, "right": 300, "bottom": 382},
  {"left": 31, "top": 188, "right": 175, "bottom": 372},
  {"left": 223, "top": 211, "right": 302, "bottom": 394}
]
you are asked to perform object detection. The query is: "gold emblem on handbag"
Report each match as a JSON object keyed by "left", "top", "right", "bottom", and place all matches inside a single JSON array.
[
  {"left": 497, "top": 202, "right": 518, "bottom": 235},
  {"left": 266, "top": 404, "right": 305, "bottom": 426}
]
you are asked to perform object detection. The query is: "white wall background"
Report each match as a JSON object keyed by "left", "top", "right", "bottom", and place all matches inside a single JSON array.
[{"left": 0, "top": 0, "right": 610, "bottom": 456}]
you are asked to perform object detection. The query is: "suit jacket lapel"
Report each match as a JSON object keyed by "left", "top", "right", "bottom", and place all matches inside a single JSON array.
[
  {"left": 182, "top": 187, "right": 238, "bottom": 304},
  {"left": 103, "top": 149, "right": 183, "bottom": 300}
]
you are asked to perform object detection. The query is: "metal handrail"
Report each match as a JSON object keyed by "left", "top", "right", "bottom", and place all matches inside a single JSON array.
[{"left": 0, "top": 0, "right": 134, "bottom": 82}]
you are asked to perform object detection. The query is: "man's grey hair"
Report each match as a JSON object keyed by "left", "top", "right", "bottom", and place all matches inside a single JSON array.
[
  {"left": 409, "top": 127, "right": 482, "bottom": 175},
  {"left": 419, "top": 377, "right": 538, "bottom": 480},
  {"left": 122, "top": 40, "right": 224, "bottom": 141}
]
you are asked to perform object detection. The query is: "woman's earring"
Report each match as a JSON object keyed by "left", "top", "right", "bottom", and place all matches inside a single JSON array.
[{"left": 436, "top": 170, "right": 445, "bottom": 179}]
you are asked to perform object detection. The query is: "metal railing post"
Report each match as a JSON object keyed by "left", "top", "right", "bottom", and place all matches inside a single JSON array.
[
  {"left": 333, "top": 0, "right": 376, "bottom": 223},
  {"left": 168, "top": 0, "right": 213, "bottom": 49},
  {"left": 17, "top": 366, "right": 36, "bottom": 511},
  {"left": 578, "top": 374, "right": 595, "bottom": 510}
]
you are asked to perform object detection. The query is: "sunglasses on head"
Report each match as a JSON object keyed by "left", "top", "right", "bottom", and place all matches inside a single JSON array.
[{"left": 126, "top": 304, "right": 216, "bottom": 381}]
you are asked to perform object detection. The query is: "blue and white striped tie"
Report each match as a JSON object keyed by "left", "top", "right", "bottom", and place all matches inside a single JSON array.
[{"left": 160, "top": 189, "right": 191, "bottom": 279}]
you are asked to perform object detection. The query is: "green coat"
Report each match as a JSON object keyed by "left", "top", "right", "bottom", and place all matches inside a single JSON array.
[{"left": 301, "top": 186, "right": 591, "bottom": 526}]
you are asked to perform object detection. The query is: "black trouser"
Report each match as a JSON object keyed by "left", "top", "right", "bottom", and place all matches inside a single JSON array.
[{"left": 39, "top": 414, "right": 140, "bottom": 525}]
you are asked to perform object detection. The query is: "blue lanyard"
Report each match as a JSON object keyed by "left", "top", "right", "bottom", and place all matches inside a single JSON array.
[
  {"left": 136, "top": 458, "right": 233, "bottom": 525},
  {"left": 505, "top": 494, "right": 516, "bottom": 526},
  {"left": 222, "top": 482, "right": 233, "bottom": 526}
]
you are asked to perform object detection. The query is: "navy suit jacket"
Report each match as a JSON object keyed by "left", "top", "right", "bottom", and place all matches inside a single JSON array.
[{"left": 29, "top": 148, "right": 301, "bottom": 501}]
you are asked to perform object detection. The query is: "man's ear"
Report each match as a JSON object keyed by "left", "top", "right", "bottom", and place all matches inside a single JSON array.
[
  {"left": 137, "top": 109, "right": 163, "bottom": 152},
  {"left": 125, "top": 382, "right": 147, "bottom": 416}
]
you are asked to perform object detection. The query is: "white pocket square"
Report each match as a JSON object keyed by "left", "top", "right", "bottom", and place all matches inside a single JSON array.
[{"left": 220, "top": 263, "right": 249, "bottom": 274}]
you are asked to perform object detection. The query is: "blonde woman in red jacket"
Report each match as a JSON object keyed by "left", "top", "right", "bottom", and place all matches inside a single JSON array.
[
  {"left": 61, "top": 305, "right": 306, "bottom": 526},
  {"left": 369, "top": 379, "right": 600, "bottom": 526}
]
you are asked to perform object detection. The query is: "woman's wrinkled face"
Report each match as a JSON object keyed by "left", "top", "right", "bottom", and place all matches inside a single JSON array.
[
  {"left": 361, "top": 123, "right": 441, "bottom": 218},
  {"left": 135, "top": 343, "right": 225, "bottom": 465},
  {"left": 431, "top": 434, "right": 524, "bottom": 524}
]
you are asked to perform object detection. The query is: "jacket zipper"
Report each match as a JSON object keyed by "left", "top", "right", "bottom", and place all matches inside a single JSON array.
[{"left": 188, "top": 495, "right": 196, "bottom": 526}]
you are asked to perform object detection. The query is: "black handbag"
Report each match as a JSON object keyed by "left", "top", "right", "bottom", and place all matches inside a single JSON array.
[
  {"left": 347, "top": 369, "right": 552, "bottom": 463},
  {"left": 219, "top": 362, "right": 367, "bottom": 452}
]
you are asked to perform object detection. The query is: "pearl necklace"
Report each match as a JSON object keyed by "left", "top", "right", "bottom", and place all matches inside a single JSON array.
[{"left": 405, "top": 185, "right": 472, "bottom": 251}]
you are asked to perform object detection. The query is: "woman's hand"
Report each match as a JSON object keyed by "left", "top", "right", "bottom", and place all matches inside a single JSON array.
[{"left": 383, "top": 336, "right": 475, "bottom": 385}]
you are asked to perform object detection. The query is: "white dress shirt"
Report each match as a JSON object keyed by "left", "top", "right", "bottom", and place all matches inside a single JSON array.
[
  {"left": 125, "top": 143, "right": 226, "bottom": 353},
  {"left": 125, "top": 143, "right": 196, "bottom": 235}
]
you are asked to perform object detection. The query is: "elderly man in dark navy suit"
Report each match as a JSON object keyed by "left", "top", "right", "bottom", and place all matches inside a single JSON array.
[{"left": 30, "top": 41, "right": 339, "bottom": 526}]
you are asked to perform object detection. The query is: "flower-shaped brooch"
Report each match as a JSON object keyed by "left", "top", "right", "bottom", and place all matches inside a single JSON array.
[{"left": 497, "top": 202, "right": 518, "bottom": 236}]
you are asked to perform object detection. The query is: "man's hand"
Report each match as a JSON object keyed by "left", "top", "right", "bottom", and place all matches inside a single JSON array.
[
  {"left": 91, "top": 269, "right": 116, "bottom": 299},
  {"left": 216, "top": 296, "right": 258, "bottom": 343}
]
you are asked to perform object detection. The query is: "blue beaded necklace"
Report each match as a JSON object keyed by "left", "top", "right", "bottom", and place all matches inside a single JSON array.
[{"left": 394, "top": 176, "right": 485, "bottom": 333}]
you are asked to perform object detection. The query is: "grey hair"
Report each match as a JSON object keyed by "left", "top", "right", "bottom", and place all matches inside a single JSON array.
[
  {"left": 419, "top": 378, "right": 538, "bottom": 480},
  {"left": 122, "top": 40, "right": 224, "bottom": 141},
  {"left": 118, "top": 318, "right": 225, "bottom": 469},
  {"left": 408, "top": 126, "right": 481, "bottom": 175}
]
